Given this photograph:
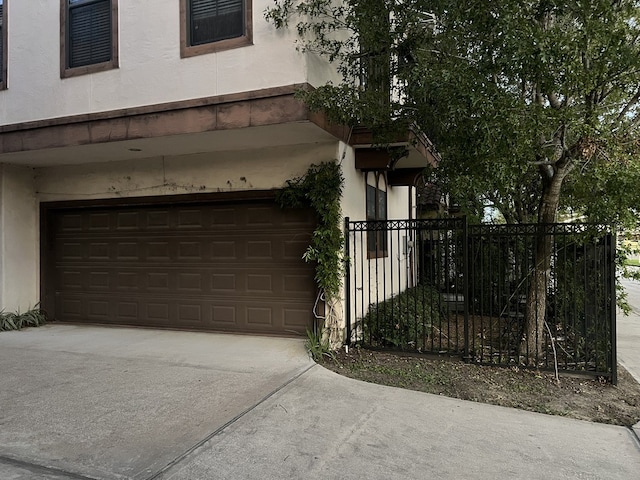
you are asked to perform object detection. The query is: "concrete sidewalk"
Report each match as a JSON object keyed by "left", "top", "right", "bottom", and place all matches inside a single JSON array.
[
  {"left": 618, "top": 277, "right": 640, "bottom": 444},
  {"left": 1, "top": 324, "right": 639, "bottom": 480},
  {"left": 618, "top": 278, "right": 640, "bottom": 384},
  {"left": 158, "top": 366, "right": 640, "bottom": 480}
]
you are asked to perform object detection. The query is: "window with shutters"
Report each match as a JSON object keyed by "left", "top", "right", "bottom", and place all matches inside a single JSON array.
[
  {"left": 180, "top": 0, "right": 252, "bottom": 58},
  {"left": 0, "top": 0, "right": 6, "bottom": 90},
  {"left": 61, "top": 0, "right": 118, "bottom": 78}
]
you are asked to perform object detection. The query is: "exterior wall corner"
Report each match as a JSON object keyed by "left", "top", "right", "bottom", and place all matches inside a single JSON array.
[{"left": 0, "top": 163, "right": 38, "bottom": 313}]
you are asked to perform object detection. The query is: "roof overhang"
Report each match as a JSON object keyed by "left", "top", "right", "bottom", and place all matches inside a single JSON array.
[
  {"left": 349, "top": 125, "right": 440, "bottom": 186},
  {"left": 0, "top": 84, "right": 341, "bottom": 167}
]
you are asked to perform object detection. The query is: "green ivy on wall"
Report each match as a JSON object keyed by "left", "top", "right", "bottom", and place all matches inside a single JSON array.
[{"left": 277, "top": 162, "right": 344, "bottom": 300}]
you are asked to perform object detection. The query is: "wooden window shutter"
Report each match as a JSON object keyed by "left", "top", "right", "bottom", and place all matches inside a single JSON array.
[
  {"left": 190, "top": 0, "right": 244, "bottom": 46},
  {"left": 68, "top": 0, "right": 112, "bottom": 68}
]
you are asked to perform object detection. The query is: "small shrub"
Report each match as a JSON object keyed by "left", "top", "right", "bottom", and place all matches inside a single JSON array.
[
  {"left": 363, "top": 284, "right": 444, "bottom": 349},
  {"left": 304, "top": 328, "right": 335, "bottom": 362},
  {"left": 0, "top": 306, "right": 47, "bottom": 331}
]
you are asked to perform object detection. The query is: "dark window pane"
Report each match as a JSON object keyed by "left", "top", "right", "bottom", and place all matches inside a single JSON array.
[
  {"left": 190, "top": 0, "right": 244, "bottom": 46},
  {"left": 378, "top": 189, "right": 387, "bottom": 220},
  {"left": 366, "top": 182, "right": 388, "bottom": 257},
  {"left": 69, "top": 0, "right": 111, "bottom": 68},
  {"left": 366, "top": 184, "right": 376, "bottom": 220}
]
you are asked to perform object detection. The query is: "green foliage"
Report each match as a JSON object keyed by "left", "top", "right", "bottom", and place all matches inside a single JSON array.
[
  {"left": 363, "top": 284, "right": 444, "bottom": 349},
  {"left": 277, "top": 162, "right": 345, "bottom": 299},
  {"left": 266, "top": 0, "right": 640, "bottom": 229},
  {"left": 0, "top": 306, "right": 47, "bottom": 332},
  {"left": 267, "top": 0, "right": 640, "bottom": 361},
  {"left": 304, "top": 328, "right": 336, "bottom": 361}
]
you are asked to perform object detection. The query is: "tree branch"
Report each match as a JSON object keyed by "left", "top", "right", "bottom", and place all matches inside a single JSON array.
[
  {"left": 530, "top": 159, "right": 555, "bottom": 166},
  {"left": 616, "top": 86, "right": 640, "bottom": 124},
  {"left": 547, "top": 92, "right": 562, "bottom": 109}
]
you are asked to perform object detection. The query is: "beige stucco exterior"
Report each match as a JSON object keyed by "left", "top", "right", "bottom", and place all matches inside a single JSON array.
[
  {"left": 0, "top": 164, "right": 38, "bottom": 312},
  {"left": 1, "top": 0, "right": 338, "bottom": 125},
  {"left": 35, "top": 143, "right": 337, "bottom": 202},
  {"left": 0, "top": 1, "right": 426, "bottom": 342}
]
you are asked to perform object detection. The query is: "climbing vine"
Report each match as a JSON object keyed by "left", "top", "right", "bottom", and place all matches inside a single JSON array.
[{"left": 277, "top": 161, "right": 344, "bottom": 301}]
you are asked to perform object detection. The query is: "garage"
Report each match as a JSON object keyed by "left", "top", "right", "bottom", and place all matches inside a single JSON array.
[{"left": 40, "top": 195, "right": 317, "bottom": 336}]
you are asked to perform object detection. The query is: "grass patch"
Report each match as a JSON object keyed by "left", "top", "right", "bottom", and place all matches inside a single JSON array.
[{"left": 322, "top": 347, "right": 640, "bottom": 426}]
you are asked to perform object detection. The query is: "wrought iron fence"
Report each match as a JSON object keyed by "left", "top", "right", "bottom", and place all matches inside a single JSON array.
[{"left": 344, "top": 218, "right": 617, "bottom": 382}]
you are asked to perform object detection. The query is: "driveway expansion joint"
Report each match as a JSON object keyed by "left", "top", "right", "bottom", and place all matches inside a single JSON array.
[
  {"left": 144, "top": 362, "right": 317, "bottom": 480},
  {"left": 0, "top": 454, "right": 103, "bottom": 480},
  {"left": 627, "top": 425, "right": 640, "bottom": 453}
]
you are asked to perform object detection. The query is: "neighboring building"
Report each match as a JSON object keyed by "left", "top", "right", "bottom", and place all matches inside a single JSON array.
[{"left": 0, "top": 0, "right": 436, "bottom": 339}]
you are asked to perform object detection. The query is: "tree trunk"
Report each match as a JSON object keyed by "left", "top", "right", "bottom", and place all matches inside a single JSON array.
[{"left": 521, "top": 170, "right": 564, "bottom": 365}]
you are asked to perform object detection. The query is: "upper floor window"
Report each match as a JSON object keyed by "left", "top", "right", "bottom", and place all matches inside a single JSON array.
[
  {"left": 180, "top": 0, "right": 252, "bottom": 58},
  {"left": 0, "top": 0, "right": 6, "bottom": 90},
  {"left": 61, "top": 0, "right": 118, "bottom": 78}
]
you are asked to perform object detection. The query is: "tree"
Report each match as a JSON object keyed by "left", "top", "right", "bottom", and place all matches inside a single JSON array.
[{"left": 266, "top": 0, "right": 640, "bottom": 363}]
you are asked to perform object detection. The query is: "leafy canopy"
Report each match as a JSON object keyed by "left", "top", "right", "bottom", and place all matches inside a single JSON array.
[{"left": 266, "top": 0, "right": 640, "bottom": 227}]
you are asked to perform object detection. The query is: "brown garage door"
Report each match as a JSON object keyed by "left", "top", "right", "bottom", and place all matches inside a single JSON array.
[{"left": 43, "top": 198, "right": 317, "bottom": 335}]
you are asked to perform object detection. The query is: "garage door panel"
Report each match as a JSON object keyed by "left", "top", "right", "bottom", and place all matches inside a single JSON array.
[
  {"left": 89, "top": 271, "right": 110, "bottom": 289},
  {"left": 284, "top": 307, "right": 316, "bottom": 330},
  {"left": 147, "top": 210, "right": 171, "bottom": 229},
  {"left": 211, "top": 305, "right": 236, "bottom": 325},
  {"left": 58, "top": 297, "right": 82, "bottom": 317},
  {"left": 117, "top": 301, "right": 139, "bottom": 319},
  {"left": 56, "top": 235, "right": 311, "bottom": 264},
  {"left": 177, "top": 209, "right": 204, "bottom": 229},
  {"left": 144, "top": 302, "right": 172, "bottom": 324},
  {"left": 211, "top": 208, "right": 238, "bottom": 227},
  {"left": 211, "top": 241, "right": 236, "bottom": 259},
  {"left": 47, "top": 200, "right": 316, "bottom": 335},
  {"left": 246, "top": 206, "right": 274, "bottom": 225},
  {"left": 55, "top": 266, "right": 316, "bottom": 298},
  {"left": 117, "top": 211, "right": 141, "bottom": 230},
  {"left": 281, "top": 207, "right": 317, "bottom": 225},
  {"left": 59, "top": 214, "right": 83, "bottom": 231},
  {"left": 88, "top": 242, "right": 110, "bottom": 260},
  {"left": 246, "top": 306, "right": 273, "bottom": 327}
]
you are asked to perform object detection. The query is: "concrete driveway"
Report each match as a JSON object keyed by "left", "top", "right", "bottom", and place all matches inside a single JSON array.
[
  {"left": 0, "top": 325, "right": 313, "bottom": 480},
  {"left": 1, "top": 324, "right": 640, "bottom": 480}
]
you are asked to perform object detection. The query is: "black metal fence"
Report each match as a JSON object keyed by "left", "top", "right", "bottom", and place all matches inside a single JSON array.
[{"left": 344, "top": 218, "right": 617, "bottom": 382}]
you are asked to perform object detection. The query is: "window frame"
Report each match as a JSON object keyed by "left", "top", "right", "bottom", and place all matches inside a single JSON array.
[
  {"left": 0, "top": 0, "right": 7, "bottom": 90},
  {"left": 180, "top": 0, "right": 253, "bottom": 58},
  {"left": 60, "top": 0, "right": 119, "bottom": 78},
  {"left": 366, "top": 172, "right": 388, "bottom": 259}
]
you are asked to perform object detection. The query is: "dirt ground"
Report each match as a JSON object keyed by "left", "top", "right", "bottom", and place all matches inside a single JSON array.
[{"left": 320, "top": 347, "right": 640, "bottom": 426}]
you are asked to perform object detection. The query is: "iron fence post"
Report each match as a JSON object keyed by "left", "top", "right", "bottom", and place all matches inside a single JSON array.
[
  {"left": 463, "top": 216, "right": 470, "bottom": 362},
  {"left": 344, "top": 216, "right": 351, "bottom": 346},
  {"left": 610, "top": 232, "right": 617, "bottom": 385}
]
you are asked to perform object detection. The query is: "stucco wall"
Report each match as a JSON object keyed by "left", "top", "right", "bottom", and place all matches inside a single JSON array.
[
  {"left": 35, "top": 143, "right": 337, "bottom": 202},
  {"left": 3, "top": 141, "right": 416, "bottom": 337},
  {"left": 0, "top": 164, "right": 38, "bottom": 312},
  {"left": 1, "top": 0, "right": 338, "bottom": 125},
  {"left": 338, "top": 142, "right": 417, "bottom": 342}
]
